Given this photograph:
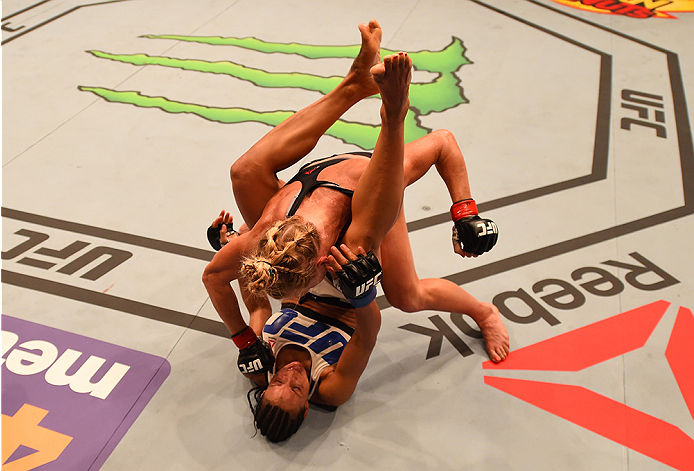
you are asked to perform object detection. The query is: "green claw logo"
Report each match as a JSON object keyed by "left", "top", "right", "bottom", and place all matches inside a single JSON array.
[{"left": 80, "top": 34, "right": 471, "bottom": 149}]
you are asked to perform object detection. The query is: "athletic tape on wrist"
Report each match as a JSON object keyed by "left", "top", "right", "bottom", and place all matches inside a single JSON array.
[
  {"left": 450, "top": 198, "right": 478, "bottom": 220},
  {"left": 231, "top": 326, "right": 257, "bottom": 349}
]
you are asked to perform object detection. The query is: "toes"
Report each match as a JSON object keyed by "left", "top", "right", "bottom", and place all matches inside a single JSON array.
[
  {"left": 390, "top": 53, "right": 412, "bottom": 77},
  {"left": 360, "top": 20, "right": 382, "bottom": 44},
  {"left": 487, "top": 342, "right": 510, "bottom": 363},
  {"left": 498, "top": 346, "right": 509, "bottom": 360},
  {"left": 392, "top": 54, "right": 402, "bottom": 71},
  {"left": 391, "top": 53, "right": 403, "bottom": 69},
  {"left": 380, "top": 53, "right": 410, "bottom": 74}
]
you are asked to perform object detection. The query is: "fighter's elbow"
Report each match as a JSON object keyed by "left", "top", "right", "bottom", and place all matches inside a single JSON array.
[{"left": 202, "top": 264, "right": 220, "bottom": 290}]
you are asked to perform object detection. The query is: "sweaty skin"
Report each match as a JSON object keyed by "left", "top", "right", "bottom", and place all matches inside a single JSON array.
[{"left": 206, "top": 20, "right": 509, "bottom": 366}]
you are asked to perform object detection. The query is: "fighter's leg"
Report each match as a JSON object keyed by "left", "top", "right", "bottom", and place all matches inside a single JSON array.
[
  {"left": 231, "top": 20, "right": 382, "bottom": 227},
  {"left": 380, "top": 210, "right": 510, "bottom": 362},
  {"left": 342, "top": 52, "right": 412, "bottom": 252},
  {"left": 402, "top": 129, "right": 472, "bottom": 203}
]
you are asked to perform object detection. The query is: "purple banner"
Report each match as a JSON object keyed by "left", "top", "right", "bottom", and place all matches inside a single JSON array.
[{"left": 2, "top": 315, "right": 170, "bottom": 470}]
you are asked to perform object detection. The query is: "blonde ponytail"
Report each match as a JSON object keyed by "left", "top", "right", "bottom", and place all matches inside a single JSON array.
[{"left": 242, "top": 216, "right": 320, "bottom": 299}]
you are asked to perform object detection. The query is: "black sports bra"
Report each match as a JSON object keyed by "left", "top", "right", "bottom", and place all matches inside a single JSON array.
[{"left": 284, "top": 152, "right": 372, "bottom": 217}]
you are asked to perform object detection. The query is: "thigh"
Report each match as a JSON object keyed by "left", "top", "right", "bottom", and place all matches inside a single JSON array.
[
  {"left": 230, "top": 149, "right": 284, "bottom": 228},
  {"left": 402, "top": 130, "right": 452, "bottom": 187}
]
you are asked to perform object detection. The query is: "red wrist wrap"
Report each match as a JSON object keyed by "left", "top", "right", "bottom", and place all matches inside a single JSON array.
[
  {"left": 231, "top": 326, "right": 257, "bottom": 349},
  {"left": 450, "top": 198, "right": 478, "bottom": 220}
]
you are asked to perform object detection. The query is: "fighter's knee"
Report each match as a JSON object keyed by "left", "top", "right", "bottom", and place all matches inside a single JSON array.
[
  {"left": 230, "top": 158, "right": 253, "bottom": 184},
  {"left": 431, "top": 129, "right": 459, "bottom": 149},
  {"left": 201, "top": 270, "right": 212, "bottom": 291}
]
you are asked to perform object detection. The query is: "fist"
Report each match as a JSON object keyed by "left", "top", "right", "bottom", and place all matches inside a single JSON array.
[
  {"left": 237, "top": 338, "right": 275, "bottom": 375},
  {"left": 327, "top": 244, "right": 382, "bottom": 308},
  {"left": 453, "top": 216, "right": 498, "bottom": 256},
  {"left": 450, "top": 199, "right": 498, "bottom": 256}
]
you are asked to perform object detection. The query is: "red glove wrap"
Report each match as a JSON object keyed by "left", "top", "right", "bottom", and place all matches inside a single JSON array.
[
  {"left": 450, "top": 198, "right": 478, "bottom": 220},
  {"left": 231, "top": 326, "right": 258, "bottom": 350}
]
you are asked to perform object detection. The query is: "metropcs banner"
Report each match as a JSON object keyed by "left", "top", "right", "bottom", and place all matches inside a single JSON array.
[{"left": 2, "top": 315, "right": 170, "bottom": 470}]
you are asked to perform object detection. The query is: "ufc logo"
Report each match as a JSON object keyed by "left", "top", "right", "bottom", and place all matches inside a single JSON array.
[
  {"left": 355, "top": 272, "right": 382, "bottom": 296},
  {"left": 265, "top": 309, "right": 349, "bottom": 364},
  {"left": 2, "top": 229, "right": 132, "bottom": 281},
  {"left": 239, "top": 358, "right": 263, "bottom": 374},
  {"left": 476, "top": 221, "right": 498, "bottom": 237},
  {"left": 621, "top": 89, "right": 667, "bottom": 138}
]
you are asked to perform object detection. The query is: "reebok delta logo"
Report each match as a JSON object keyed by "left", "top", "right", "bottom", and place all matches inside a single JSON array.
[
  {"left": 2, "top": 316, "right": 170, "bottom": 470},
  {"left": 483, "top": 300, "right": 694, "bottom": 470}
]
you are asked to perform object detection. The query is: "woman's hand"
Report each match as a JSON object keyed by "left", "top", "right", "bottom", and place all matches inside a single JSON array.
[
  {"left": 207, "top": 210, "right": 244, "bottom": 251},
  {"left": 212, "top": 210, "right": 238, "bottom": 247},
  {"left": 326, "top": 243, "right": 365, "bottom": 274},
  {"left": 326, "top": 244, "right": 382, "bottom": 308},
  {"left": 452, "top": 226, "right": 479, "bottom": 258}
]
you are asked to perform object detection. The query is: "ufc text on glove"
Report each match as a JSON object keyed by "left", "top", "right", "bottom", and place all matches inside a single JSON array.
[
  {"left": 450, "top": 198, "right": 498, "bottom": 256},
  {"left": 335, "top": 251, "right": 383, "bottom": 308}
]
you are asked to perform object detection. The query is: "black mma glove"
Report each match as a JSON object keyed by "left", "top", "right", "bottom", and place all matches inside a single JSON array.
[
  {"left": 232, "top": 326, "right": 274, "bottom": 375},
  {"left": 450, "top": 198, "right": 498, "bottom": 256},
  {"left": 207, "top": 220, "right": 239, "bottom": 251},
  {"left": 334, "top": 251, "right": 383, "bottom": 308}
]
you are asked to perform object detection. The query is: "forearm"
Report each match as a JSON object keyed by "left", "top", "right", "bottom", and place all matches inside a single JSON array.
[
  {"left": 240, "top": 280, "right": 272, "bottom": 336},
  {"left": 404, "top": 130, "right": 472, "bottom": 202},
  {"left": 352, "top": 301, "right": 381, "bottom": 351},
  {"left": 433, "top": 132, "right": 471, "bottom": 203},
  {"left": 202, "top": 226, "right": 267, "bottom": 336},
  {"left": 318, "top": 301, "right": 381, "bottom": 406},
  {"left": 202, "top": 270, "right": 247, "bottom": 336}
]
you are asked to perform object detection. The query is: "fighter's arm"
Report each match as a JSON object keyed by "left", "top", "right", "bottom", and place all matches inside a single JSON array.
[
  {"left": 204, "top": 230, "right": 277, "bottom": 380},
  {"left": 311, "top": 301, "right": 381, "bottom": 407},
  {"left": 205, "top": 211, "right": 273, "bottom": 334},
  {"left": 210, "top": 211, "right": 274, "bottom": 336},
  {"left": 230, "top": 231, "right": 274, "bottom": 379},
  {"left": 202, "top": 229, "right": 257, "bottom": 336},
  {"left": 235, "top": 281, "right": 273, "bottom": 386},
  {"left": 310, "top": 245, "right": 382, "bottom": 406},
  {"left": 402, "top": 130, "right": 498, "bottom": 256},
  {"left": 240, "top": 281, "right": 273, "bottom": 337},
  {"left": 205, "top": 211, "right": 276, "bottom": 381}
]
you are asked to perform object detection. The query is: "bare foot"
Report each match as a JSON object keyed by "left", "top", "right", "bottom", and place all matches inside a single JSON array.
[
  {"left": 476, "top": 302, "right": 510, "bottom": 363},
  {"left": 344, "top": 19, "right": 382, "bottom": 99},
  {"left": 370, "top": 52, "right": 412, "bottom": 122}
]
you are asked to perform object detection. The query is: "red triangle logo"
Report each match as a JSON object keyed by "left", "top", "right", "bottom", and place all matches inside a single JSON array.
[{"left": 483, "top": 301, "right": 694, "bottom": 470}]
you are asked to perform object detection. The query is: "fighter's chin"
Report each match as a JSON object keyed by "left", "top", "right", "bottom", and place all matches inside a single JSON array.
[
  {"left": 285, "top": 361, "right": 304, "bottom": 372},
  {"left": 284, "top": 361, "right": 309, "bottom": 381}
]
